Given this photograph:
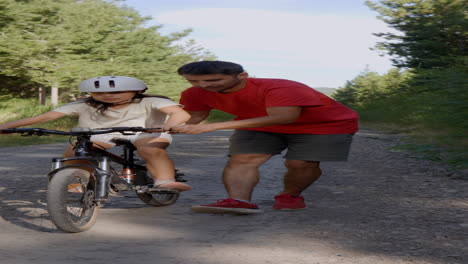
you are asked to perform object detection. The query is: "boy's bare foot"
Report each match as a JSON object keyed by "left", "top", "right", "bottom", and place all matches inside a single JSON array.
[{"left": 154, "top": 180, "right": 191, "bottom": 192}]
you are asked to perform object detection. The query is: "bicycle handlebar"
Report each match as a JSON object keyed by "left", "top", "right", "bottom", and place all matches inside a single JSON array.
[{"left": 0, "top": 127, "right": 163, "bottom": 136}]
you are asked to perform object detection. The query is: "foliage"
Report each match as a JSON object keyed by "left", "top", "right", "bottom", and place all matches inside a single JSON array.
[
  {"left": 332, "top": 1, "right": 468, "bottom": 169},
  {"left": 0, "top": 96, "right": 76, "bottom": 147},
  {"left": 0, "top": 0, "right": 214, "bottom": 102},
  {"left": 205, "top": 110, "right": 235, "bottom": 123},
  {"left": 365, "top": 0, "right": 467, "bottom": 69},
  {"left": 333, "top": 68, "right": 413, "bottom": 107},
  {"left": 332, "top": 67, "right": 467, "bottom": 168},
  {"left": 0, "top": 96, "right": 77, "bottom": 128}
]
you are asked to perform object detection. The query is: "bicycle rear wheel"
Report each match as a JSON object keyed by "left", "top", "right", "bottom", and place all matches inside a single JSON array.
[
  {"left": 47, "top": 168, "right": 99, "bottom": 233},
  {"left": 137, "top": 190, "right": 180, "bottom": 207},
  {"left": 135, "top": 171, "right": 179, "bottom": 206}
]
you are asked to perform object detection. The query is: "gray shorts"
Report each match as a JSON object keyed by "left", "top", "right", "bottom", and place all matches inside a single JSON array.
[{"left": 229, "top": 130, "right": 354, "bottom": 161}]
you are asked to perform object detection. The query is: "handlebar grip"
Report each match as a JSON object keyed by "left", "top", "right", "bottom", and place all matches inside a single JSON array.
[{"left": 0, "top": 128, "right": 34, "bottom": 133}]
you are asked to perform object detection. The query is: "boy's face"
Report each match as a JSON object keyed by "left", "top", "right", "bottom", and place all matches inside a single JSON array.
[
  {"left": 182, "top": 72, "right": 248, "bottom": 93},
  {"left": 89, "top": 91, "right": 138, "bottom": 104}
]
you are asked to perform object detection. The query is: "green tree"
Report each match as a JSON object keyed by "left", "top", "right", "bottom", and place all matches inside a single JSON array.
[
  {"left": 366, "top": 0, "right": 467, "bottom": 69},
  {"left": 332, "top": 68, "right": 412, "bottom": 108},
  {"left": 0, "top": 0, "right": 213, "bottom": 104}
]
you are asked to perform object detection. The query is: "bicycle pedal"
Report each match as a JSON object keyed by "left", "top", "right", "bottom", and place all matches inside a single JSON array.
[{"left": 147, "top": 187, "right": 179, "bottom": 194}]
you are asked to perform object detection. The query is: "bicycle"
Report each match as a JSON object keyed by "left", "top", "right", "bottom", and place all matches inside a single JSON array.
[{"left": 0, "top": 127, "right": 187, "bottom": 233}]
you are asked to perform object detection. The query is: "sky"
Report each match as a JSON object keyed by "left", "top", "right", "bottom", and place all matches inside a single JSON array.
[{"left": 121, "top": 0, "right": 396, "bottom": 88}]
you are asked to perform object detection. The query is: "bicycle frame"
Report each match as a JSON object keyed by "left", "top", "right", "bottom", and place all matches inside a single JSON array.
[
  {"left": 48, "top": 134, "right": 149, "bottom": 202},
  {"left": 1, "top": 126, "right": 183, "bottom": 232}
]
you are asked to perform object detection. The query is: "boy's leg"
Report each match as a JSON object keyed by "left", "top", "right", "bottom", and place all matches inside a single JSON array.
[
  {"left": 62, "top": 141, "right": 113, "bottom": 174},
  {"left": 133, "top": 137, "right": 191, "bottom": 191}
]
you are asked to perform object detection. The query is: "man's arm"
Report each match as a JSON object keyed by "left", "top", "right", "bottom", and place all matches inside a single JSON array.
[{"left": 170, "top": 106, "right": 301, "bottom": 134}]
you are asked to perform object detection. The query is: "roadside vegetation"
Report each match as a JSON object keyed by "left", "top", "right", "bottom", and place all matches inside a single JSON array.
[
  {"left": 0, "top": 0, "right": 213, "bottom": 146},
  {"left": 0, "top": 97, "right": 76, "bottom": 147},
  {"left": 1, "top": 0, "right": 466, "bottom": 172},
  {"left": 333, "top": 0, "right": 467, "bottom": 170}
]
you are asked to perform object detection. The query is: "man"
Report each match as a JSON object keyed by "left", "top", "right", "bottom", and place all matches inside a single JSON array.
[{"left": 171, "top": 60, "right": 358, "bottom": 214}]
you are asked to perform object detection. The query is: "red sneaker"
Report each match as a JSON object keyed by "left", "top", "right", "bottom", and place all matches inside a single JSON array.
[
  {"left": 191, "top": 199, "right": 262, "bottom": 214},
  {"left": 273, "top": 194, "right": 307, "bottom": 210}
]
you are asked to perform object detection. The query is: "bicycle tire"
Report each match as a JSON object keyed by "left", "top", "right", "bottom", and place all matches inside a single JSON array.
[
  {"left": 137, "top": 191, "right": 180, "bottom": 207},
  {"left": 135, "top": 171, "right": 179, "bottom": 207},
  {"left": 47, "top": 168, "right": 99, "bottom": 233}
]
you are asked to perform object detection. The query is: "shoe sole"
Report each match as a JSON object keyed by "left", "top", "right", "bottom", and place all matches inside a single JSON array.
[
  {"left": 191, "top": 206, "right": 263, "bottom": 214},
  {"left": 273, "top": 205, "right": 307, "bottom": 210},
  {"left": 273, "top": 207, "right": 307, "bottom": 211}
]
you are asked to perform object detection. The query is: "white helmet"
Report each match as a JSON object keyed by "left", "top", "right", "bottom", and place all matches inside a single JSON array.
[{"left": 78, "top": 76, "right": 147, "bottom": 92}]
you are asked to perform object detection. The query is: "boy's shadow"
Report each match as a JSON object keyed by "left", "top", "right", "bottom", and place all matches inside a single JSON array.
[{"left": 0, "top": 177, "right": 156, "bottom": 233}]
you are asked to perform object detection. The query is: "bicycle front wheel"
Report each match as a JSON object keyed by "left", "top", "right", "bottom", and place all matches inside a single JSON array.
[{"left": 47, "top": 168, "right": 99, "bottom": 233}]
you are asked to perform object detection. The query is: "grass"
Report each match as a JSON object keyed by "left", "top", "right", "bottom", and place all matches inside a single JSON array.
[
  {"left": 0, "top": 134, "right": 70, "bottom": 147},
  {"left": 0, "top": 97, "right": 77, "bottom": 147},
  {"left": 352, "top": 84, "right": 468, "bottom": 171},
  {"left": 359, "top": 118, "right": 468, "bottom": 171}
]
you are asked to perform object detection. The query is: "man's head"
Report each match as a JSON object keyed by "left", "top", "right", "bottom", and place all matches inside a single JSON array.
[
  {"left": 178, "top": 61, "right": 248, "bottom": 93},
  {"left": 177, "top": 61, "right": 244, "bottom": 76}
]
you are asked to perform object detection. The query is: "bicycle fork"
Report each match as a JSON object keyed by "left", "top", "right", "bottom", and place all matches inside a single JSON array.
[
  {"left": 95, "top": 157, "right": 111, "bottom": 201},
  {"left": 50, "top": 156, "right": 113, "bottom": 202}
]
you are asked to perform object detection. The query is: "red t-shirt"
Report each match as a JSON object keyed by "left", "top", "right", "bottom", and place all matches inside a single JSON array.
[{"left": 180, "top": 78, "right": 359, "bottom": 134}]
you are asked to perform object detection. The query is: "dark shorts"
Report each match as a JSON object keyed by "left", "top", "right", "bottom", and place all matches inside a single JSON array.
[{"left": 229, "top": 130, "right": 355, "bottom": 161}]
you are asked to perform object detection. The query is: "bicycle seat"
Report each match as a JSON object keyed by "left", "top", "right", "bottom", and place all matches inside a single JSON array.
[{"left": 110, "top": 138, "right": 135, "bottom": 148}]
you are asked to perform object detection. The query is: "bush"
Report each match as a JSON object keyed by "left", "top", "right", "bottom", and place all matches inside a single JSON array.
[{"left": 0, "top": 97, "right": 77, "bottom": 147}]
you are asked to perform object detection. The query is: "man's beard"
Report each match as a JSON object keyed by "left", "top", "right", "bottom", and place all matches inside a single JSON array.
[{"left": 217, "top": 77, "right": 242, "bottom": 93}]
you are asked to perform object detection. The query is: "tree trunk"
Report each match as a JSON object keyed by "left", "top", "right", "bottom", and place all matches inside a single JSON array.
[
  {"left": 51, "top": 86, "right": 59, "bottom": 107},
  {"left": 38, "top": 85, "right": 46, "bottom": 105}
]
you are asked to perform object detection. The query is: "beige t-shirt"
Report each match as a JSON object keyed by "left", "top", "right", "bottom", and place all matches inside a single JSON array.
[{"left": 53, "top": 97, "right": 179, "bottom": 129}]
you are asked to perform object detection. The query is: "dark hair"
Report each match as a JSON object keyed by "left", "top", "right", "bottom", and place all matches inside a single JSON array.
[
  {"left": 85, "top": 93, "right": 170, "bottom": 114},
  {"left": 177, "top": 60, "right": 244, "bottom": 75}
]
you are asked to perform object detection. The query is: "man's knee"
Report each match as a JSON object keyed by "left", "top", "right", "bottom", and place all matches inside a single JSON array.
[{"left": 284, "top": 160, "right": 320, "bottom": 170}]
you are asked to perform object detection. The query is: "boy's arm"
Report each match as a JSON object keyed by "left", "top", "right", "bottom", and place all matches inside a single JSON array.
[
  {"left": 157, "top": 105, "right": 191, "bottom": 131},
  {"left": 185, "top": 110, "right": 210, "bottom": 124},
  {"left": 0, "top": 111, "right": 67, "bottom": 131}
]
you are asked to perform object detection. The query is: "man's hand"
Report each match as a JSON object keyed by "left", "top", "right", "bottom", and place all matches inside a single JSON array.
[
  {"left": 145, "top": 127, "right": 164, "bottom": 133},
  {"left": 169, "top": 124, "right": 218, "bottom": 135}
]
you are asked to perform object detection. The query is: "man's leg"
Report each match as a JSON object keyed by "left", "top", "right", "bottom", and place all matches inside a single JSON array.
[
  {"left": 190, "top": 153, "right": 272, "bottom": 214},
  {"left": 223, "top": 153, "right": 272, "bottom": 201},
  {"left": 281, "top": 160, "right": 322, "bottom": 195},
  {"left": 272, "top": 160, "right": 321, "bottom": 210}
]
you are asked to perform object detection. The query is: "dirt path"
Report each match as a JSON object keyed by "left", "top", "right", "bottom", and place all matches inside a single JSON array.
[{"left": 0, "top": 128, "right": 466, "bottom": 264}]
